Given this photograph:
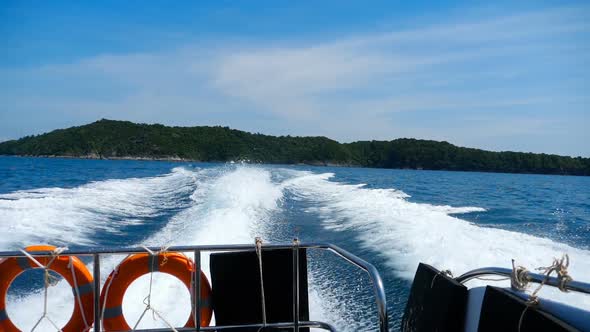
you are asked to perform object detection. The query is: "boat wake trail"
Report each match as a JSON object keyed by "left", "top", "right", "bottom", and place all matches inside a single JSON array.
[
  {"left": 153, "top": 166, "right": 283, "bottom": 247},
  {"left": 285, "top": 171, "right": 590, "bottom": 312},
  {"left": 0, "top": 167, "right": 198, "bottom": 249},
  {"left": 4, "top": 165, "right": 588, "bottom": 330},
  {"left": 4, "top": 165, "right": 290, "bottom": 330},
  {"left": 114, "top": 166, "right": 288, "bottom": 329}
]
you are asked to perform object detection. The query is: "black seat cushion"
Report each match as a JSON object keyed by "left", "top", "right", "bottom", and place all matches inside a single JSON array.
[
  {"left": 402, "top": 263, "right": 468, "bottom": 332},
  {"left": 209, "top": 249, "right": 309, "bottom": 331},
  {"left": 477, "top": 286, "right": 579, "bottom": 332}
]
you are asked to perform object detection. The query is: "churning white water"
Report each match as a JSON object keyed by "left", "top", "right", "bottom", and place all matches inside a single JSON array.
[{"left": 2, "top": 165, "right": 589, "bottom": 330}]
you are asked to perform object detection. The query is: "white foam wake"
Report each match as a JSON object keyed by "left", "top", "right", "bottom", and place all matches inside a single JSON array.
[
  {"left": 5, "top": 166, "right": 287, "bottom": 330},
  {"left": 2, "top": 167, "right": 199, "bottom": 330},
  {"left": 107, "top": 166, "right": 330, "bottom": 330},
  {"left": 0, "top": 167, "right": 197, "bottom": 249},
  {"left": 7, "top": 165, "right": 587, "bottom": 330},
  {"left": 285, "top": 171, "right": 590, "bottom": 311},
  {"left": 119, "top": 166, "right": 287, "bottom": 329}
]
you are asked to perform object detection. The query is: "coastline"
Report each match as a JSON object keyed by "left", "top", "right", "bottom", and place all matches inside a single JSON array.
[
  {"left": 2, "top": 154, "right": 589, "bottom": 177},
  {"left": 1, "top": 119, "right": 587, "bottom": 176},
  {"left": 0, "top": 154, "right": 352, "bottom": 167}
]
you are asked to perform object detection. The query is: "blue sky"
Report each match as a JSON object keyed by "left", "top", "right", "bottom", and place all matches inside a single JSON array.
[{"left": 1, "top": 1, "right": 588, "bottom": 157}]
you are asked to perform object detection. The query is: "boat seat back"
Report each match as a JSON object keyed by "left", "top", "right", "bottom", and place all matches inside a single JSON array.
[
  {"left": 209, "top": 249, "right": 309, "bottom": 332},
  {"left": 477, "top": 286, "right": 582, "bottom": 332},
  {"left": 402, "top": 263, "right": 468, "bottom": 332}
]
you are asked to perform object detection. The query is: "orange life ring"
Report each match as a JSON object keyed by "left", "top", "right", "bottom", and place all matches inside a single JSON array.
[
  {"left": 0, "top": 245, "right": 94, "bottom": 332},
  {"left": 100, "top": 252, "right": 212, "bottom": 331}
]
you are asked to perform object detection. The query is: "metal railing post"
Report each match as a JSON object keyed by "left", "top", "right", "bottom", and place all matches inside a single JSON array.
[
  {"left": 193, "top": 249, "right": 201, "bottom": 332},
  {"left": 456, "top": 267, "right": 590, "bottom": 294},
  {"left": 326, "top": 244, "right": 388, "bottom": 332},
  {"left": 292, "top": 239, "right": 300, "bottom": 332},
  {"left": 93, "top": 253, "right": 101, "bottom": 332}
]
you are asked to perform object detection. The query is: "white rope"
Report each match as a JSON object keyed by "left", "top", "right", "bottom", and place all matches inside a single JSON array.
[
  {"left": 430, "top": 269, "right": 453, "bottom": 288},
  {"left": 189, "top": 252, "right": 197, "bottom": 324},
  {"left": 130, "top": 246, "right": 177, "bottom": 332},
  {"left": 18, "top": 246, "right": 68, "bottom": 332},
  {"left": 100, "top": 254, "right": 131, "bottom": 329},
  {"left": 18, "top": 249, "right": 45, "bottom": 269},
  {"left": 31, "top": 315, "right": 62, "bottom": 331},
  {"left": 474, "top": 276, "right": 511, "bottom": 282},
  {"left": 150, "top": 309, "right": 179, "bottom": 331},
  {"left": 511, "top": 259, "right": 530, "bottom": 291},
  {"left": 516, "top": 254, "right": 573, "bottom": 332},
  {"left": 68, "top": 256, "right": 90, "bottom": 331},
  {"left": 535, "top": 254, "right": 572, "bottom": 292},
  {"left": 141, "top": 246, "right": 157, "bottom": 256},
  {"left": 255, "top": 237, "right": 267, "bottom": 332},
  {"left": 132, "top": 307, "right": 151, "bottom": 330}
]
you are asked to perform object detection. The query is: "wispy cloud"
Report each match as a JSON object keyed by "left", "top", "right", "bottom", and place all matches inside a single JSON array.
[
  {"left": 0, "top": 5, "right": 588, "bottom": 155},
  {"left": 212, "top": 6, "right": 588, "bottom": 118}
]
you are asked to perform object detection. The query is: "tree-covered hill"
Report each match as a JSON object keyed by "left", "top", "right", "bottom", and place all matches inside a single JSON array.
[{"left": 1, "top": 119, "right": 588, "bottom": 175}]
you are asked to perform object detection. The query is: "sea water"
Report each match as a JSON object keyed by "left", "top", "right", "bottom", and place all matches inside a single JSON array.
[{"left": 1, "top": 156, "right": 589, "bottom": 330}]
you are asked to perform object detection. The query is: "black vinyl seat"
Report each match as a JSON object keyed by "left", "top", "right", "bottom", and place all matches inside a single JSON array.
[
  {"left": 209, "top": 249, "right": 309, "bottom": 332},
  {"left": 402, "top": 263, "right": 586, "bottom": 332},
  {"left": 477, "top": 286, "right": 581, "bottom": 332},
  {"left": 402, "top": 263, "right": 469, "bottom": 332}
]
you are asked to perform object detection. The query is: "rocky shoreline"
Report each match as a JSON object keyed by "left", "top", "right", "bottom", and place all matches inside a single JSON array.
[{"left": 4, "top": 154, "right": 351, "bottom": 167}]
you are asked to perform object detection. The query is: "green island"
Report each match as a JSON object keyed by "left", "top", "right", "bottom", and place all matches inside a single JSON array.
[{"left": 0, "top": 119, "right": 588, "bottom": 176}]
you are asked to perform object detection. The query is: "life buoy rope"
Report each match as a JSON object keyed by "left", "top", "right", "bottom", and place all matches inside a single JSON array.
[
  {"left": 99, "top": 251, "right": 212, "bottom": 331},
  {"left": 0, "top": 245, "right": 94, "bottom": 332},
  {"left": 1, "top": 246, "right": 213, "bottom": 331}
]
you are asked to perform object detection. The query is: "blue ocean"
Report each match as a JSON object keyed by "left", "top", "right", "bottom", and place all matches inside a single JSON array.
[{"left": 1, "top": 156, "right": 589, "bottom": 331}]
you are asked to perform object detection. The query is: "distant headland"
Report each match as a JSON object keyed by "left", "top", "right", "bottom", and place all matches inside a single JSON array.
[{"left": 1, "top": 119, "right": 588, "bottom": 176}]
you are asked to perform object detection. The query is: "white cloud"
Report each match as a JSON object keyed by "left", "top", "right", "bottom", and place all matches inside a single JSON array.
[{"left": 210, "top": 6, "right": 589, "bottom": 121}]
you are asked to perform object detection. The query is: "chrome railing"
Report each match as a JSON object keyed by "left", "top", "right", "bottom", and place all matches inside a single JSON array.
[
  {"left": 0, "top": 242, "right": 388, "bottom": 332},
  {"left": 456, "top": 267, "right": 590, "bottom": 295}
]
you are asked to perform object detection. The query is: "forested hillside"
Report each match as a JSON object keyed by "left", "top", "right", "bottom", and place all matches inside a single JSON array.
[{"left": 1, "top": 119, "right": 588, "bottom": 175}]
